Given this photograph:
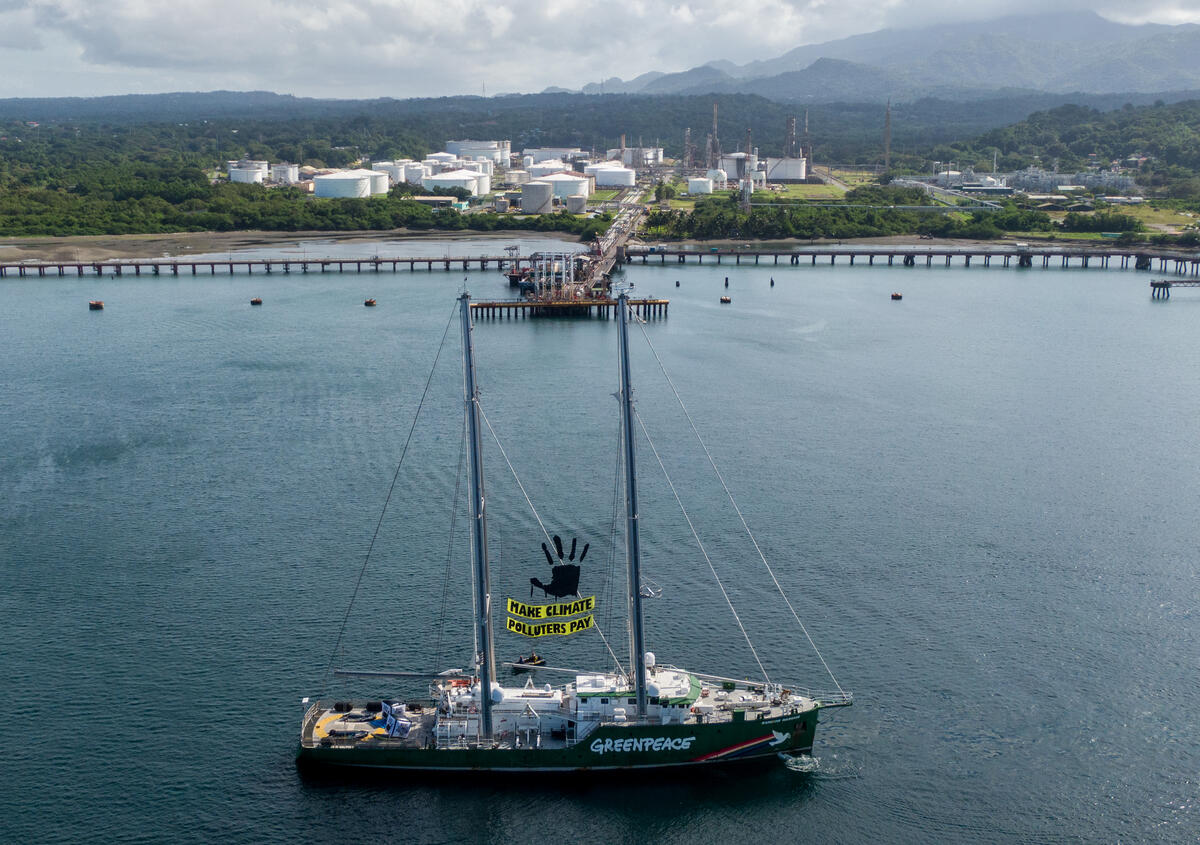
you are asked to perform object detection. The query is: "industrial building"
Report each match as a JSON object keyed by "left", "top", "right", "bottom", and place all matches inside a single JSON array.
[{"left": 687, "top": 177, "right": 714, "bottom": 194}]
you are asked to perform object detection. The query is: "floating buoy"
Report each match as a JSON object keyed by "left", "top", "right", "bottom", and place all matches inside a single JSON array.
[
  {"left": 891, "top": 292, "right": 903, "bottom": 300},
  {"left": 724, "top": 276, "right": 729, "bottom": 288},
  {"left": 364, "top": 298, "right": 377, "bottom": 307},
  {"left": 720, "top": 296, "right": 731, "bottom": 304},
  {"left": 770, "top": 277, "right": 775, "bottom": 287},
  {"left": 675, "top": 280, "right": 680, "bottom": 287},
  {"left": 88, "top": 300, "right": 104, "bottom": 310},
  {"left": 250, "top": 297, "right": 263, "bottom": 306}
]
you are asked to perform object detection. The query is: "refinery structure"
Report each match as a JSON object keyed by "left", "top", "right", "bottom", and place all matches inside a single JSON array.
[{"left": 222, "top": 109, "right": 815, "bottom": 216}]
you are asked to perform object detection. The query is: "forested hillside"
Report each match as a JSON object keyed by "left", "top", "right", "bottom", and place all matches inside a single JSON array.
[{"left": 945, "top": 100, "right": 1200, "bottom": 197}]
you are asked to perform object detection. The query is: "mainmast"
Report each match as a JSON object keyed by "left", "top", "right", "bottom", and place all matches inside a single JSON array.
[
  {"left": 460, "top": 292, "right": 496, "bottom": 737},
  {"left": 616, "top": 291, "right": 648, "bottom": 720}
]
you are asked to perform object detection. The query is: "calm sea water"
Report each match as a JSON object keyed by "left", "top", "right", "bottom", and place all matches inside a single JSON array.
[{"left": 2, "top": 237, "right": 1198, "bottom": 843}]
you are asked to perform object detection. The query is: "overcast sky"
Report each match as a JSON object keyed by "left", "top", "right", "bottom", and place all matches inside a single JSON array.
[{"left": 0, "top": 1, "right": 1198, "bottom": 99}]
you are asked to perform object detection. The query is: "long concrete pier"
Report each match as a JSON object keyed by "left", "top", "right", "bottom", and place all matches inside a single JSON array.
[
  {"left": 621, "top": 245, "right": 1200, "bottom": 274},
  {"left": 0, "top": 255, "right": 536, "bottom": 277},
  {"left": 6, "top": 244, "right": 1200, "bottom": 278}
]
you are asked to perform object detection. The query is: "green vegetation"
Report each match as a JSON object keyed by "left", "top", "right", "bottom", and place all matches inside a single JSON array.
[
  {"left": 0, "top": 121, "right": 611, "bottom": 239},
  {"left": 7, "top": 92, "right": 1200, "bottom": 239},
  {"left": 934, "top": 100, "right": 1200, "bottom": 199},
  {"left": 641, "top": 186, "right": 1034, "bottom": 240}
]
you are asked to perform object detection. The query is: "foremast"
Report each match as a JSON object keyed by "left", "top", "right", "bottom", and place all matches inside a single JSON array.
[
  {"left": 460, "top": 292, "right": 497, "bottom": 737},
  {"left": 616, "top": 291, "right": 649, "bottom": 720}
]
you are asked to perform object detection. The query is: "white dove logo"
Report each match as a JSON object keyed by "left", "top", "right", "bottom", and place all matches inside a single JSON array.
[{"left": 769, "top": 730, "right": 790, "bottom": 747}]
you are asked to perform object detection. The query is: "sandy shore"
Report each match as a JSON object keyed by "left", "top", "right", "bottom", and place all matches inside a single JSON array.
[{"left": 0, "top": 229, "right": 582, "bottom": 262}]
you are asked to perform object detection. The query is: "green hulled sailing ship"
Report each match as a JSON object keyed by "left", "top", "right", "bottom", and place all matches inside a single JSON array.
[{"left": 297, "top": 291, "right": 851, "bottom": 773}]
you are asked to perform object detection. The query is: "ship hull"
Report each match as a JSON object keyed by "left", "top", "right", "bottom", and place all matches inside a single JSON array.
[{"left": 297, "top": 708, "right": 820, "bottom": 773}]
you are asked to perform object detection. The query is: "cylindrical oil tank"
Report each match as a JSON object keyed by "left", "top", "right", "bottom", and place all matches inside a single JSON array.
[
  {"left": 495, "top": 197, "right": 510, "bottom": 212},
  {"left": 314, "top": 172, "right": 370, "bottom": 198},
  {"left": 230, "top": 167, "right": 264, "bottom": 184},
  {"left": 505, "top": 169, "right": 530, "bottom": 185},
  {"left": 565, "top": 194, "right": 587, "bottom": 213},
  {"left": 542, "top": 173, "right": 590, "bottom": 199},
  {"left": 522, "top": 181, "right": 553, "bottom": 214},
  {"left": 404, "top": 164, "right": 428, "bottom": 184},
  {"left": 369, "top": 171, "right": 390, "bottom": 194},
  {"left": 585, "top": 163, "right": 636, "bottom": 187},
  {"left": 529, "top": 160, "right": 567, "bottom": 178}
]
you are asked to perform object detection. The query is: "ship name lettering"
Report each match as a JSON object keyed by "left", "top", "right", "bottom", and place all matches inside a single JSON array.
[{"left": 589, "top": 736, "right": 697, "bottom": 755}]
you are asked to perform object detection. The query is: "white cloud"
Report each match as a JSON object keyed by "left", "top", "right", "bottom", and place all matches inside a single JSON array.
[{"left": 0, "top": 0, "right": 1197, "bottom": 97}]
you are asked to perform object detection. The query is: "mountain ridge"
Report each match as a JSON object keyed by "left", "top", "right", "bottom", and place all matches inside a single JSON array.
[{"left": 572, "top": 12, "right": 1200, "bottom": 102}]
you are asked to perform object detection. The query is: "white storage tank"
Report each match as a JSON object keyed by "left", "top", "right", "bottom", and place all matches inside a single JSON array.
[
  {"left": 529, "top": 160, "right": 568, "bottom": 178},
  {"left": 428, "top": 152, "right": 456, "bottom": 163},
  {"left": 565, "top": 194, "right": 587, "bottom": 214},
  {"left": 688, "top": 177, "right": 714, "bottom": 194},
  {"left": 369, "top": 171, "right": 390, "bottom": 195},
  {"left": 271, "top": 164, "right": 299, "bottom": 184},
  {"left": 765, "top": 157, "right": 807, "bottom": 182},
  {"left": 404, "top": 163, "right": 429, "bottom": 185},
  {"left": 522, "top": 155, "right": 534, "bottom": 170},
  {"left": 541, "top": 172, "right": 590, "bottom": 199},
  {"left": 584, "top": 162, "right": 636, "bottom": 187},
  {"left": 706, "top": 168, "right": 728, "bottom": 188},
  {"left": 505, "top": 169, "right": 530, "bottom": 186},
  {"left": 495, "top": 197, "right": 510, "bottom": 212},
  {"left": 314, "top": 171, "right": 371, "bottom": 198},
  {"left": 521, "top": 181, "right": 553, "bottom": 214},
  {"left": 230, "top": 167, "right": 264, "bottom": 184},
  {"left": 423, "top": 169, "right": 481, "bottom": 196}
]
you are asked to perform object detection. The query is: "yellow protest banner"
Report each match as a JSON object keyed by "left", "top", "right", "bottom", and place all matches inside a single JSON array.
[
  {"left": 505, "top": 596, "right": 595, "bottom": 621},
  {"left": 506, "top": 615, "right": 595, "bottom": 638}
]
